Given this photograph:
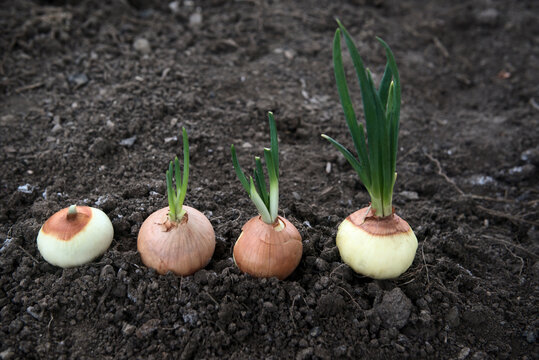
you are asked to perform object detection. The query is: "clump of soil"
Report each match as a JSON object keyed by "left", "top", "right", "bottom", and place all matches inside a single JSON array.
[{"left": 1, "top": 0, "right": 538, "bottom": 359}]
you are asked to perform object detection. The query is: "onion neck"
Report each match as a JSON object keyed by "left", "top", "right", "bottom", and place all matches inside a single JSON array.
[{"left": 370, "top": 196, "right": 393, "bottom": 218}]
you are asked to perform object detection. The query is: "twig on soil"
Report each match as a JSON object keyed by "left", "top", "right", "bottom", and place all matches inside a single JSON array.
[
  {"left": 289, "top": 296, "right": 297, "bottom": 329},
  {"left": 15, "top": 82, "right": 44, "bottom": 93},
  {"left": 16, "top": 245, "right": 39, "bottom": 264},
  {"left": 424, "top": 152, "right": 538, "bottom": 209},
  {"left": 328, "top": 263, "right": 347, "bottom": 280},
  {"left": 399, "top": 145, "right": 419, "bottom": 161},
  {"left": 476, "top": 206, "right": 539, "bottom": 227},
  {"left": 421, "top": 240, "right": 430, "bottom": 285},
  {"left": 47, "top": 314, "right": 54, "bottom": 330},
  {"left": 336, "top": 286, "right": 363, "bottom": 312},
  {"left": 480, "top": 234, "right": 538, "bottom": 259},
  {"left": 202, "top": 292, "right": 219, "bottom": 306},
  {"left": 94, "top": 285, "right": 112, "bottom": 314},
  {"left": 503, "top": 244, "right": 524, "bottom": 276},
  {"left": 424, "top": 152, "right": 464, "bottom": 195},
  {"left": 432, "top": 36, "right": 449, "bottom": 58}
]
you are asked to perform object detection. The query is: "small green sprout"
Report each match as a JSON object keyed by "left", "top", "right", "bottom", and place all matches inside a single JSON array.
[
  {"left": 231, "top": 112, "right": 279, "bottom": 224},
  {"left": 166, "top": 127, "right": 189, "bottom": 222},
  {"left": 322, "top": 20, "right": 401, "bottom": 218}
]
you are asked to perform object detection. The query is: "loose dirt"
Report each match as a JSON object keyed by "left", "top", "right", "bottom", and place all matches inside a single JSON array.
[{"left": 1, "top": 0, "right": 538, "bottom": 358}]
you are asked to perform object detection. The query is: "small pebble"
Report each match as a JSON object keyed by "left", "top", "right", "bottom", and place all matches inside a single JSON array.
[
  {"left": 521, "top": 146, "right": 539, "bottom": 165},
  {"left": 17, "top": 184, "right": 34, "bottom": 194},
  {"left": 122, "top": 323, "right": 136, "bottom": 336},
  {"left": 133, "top": 38, "right": 151, "bottom": 54},
  {"left": 189, "top": 12, "right": 202, "bottom": 26},
  {"left": 458, "top": 347, "right": 471, "bottom": 360},
  {"left": 68, "top": 73, "right": 88, "bottom": 87},
  {"left": 120, "top": 136, "right": 137, "bottom": 147},
  {"left": 168, "top": 1, "right": 180, "bottom": 13},
  {"left": 309, "top": 326, "right": 321, "bottom": 337},
  {"left": 400, "top": 191, "right": 419, "bottom": 200},
  {"left": 51, "top": 124, "right": 63, "bottom": 134},
  {"left": 475, "top": 8, "right": 500, "bottom": 26}
]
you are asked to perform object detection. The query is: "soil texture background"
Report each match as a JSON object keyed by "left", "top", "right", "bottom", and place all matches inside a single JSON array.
[{"left": 1, "top": 0, "right": 538, "bottom": 359}]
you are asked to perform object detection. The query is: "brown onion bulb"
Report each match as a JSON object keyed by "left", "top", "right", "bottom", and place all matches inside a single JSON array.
[
  {"left": 137, "top": 206, "right": 215, "bottom": 276},
  {"left": 233, "top": 216, "right": 302, "bottom": 280}
]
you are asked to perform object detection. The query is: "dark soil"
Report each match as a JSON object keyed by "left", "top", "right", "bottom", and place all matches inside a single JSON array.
[{"left": 1, "top": 0, "right": 538, "bottom": 359}]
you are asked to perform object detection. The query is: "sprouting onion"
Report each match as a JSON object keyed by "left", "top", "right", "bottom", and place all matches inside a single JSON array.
[
  {"left": 137, "top": 128, "right": 215, "bottom": 276},
  {"left": 231, "top": 112, "right": 302, "bottom": 280},
  {"left": 322, "top": 21, "right": 417, "bottom": 279}
]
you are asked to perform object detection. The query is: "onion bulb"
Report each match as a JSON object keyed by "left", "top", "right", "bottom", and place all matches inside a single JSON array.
[
  {"left": 37, "top": 205, "right": 114, "bottom": 268},
  {"left": 137, "top": 206, "right": 215, "bottom": 276},
  {"left": 233, "top": 216, "right": 302, "bottom": 280},
  {"left": 336, "top": 207, "right": 417, "bottom": 279}
]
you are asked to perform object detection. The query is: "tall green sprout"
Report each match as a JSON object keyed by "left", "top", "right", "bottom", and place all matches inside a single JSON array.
[
  {"left": 231, "top": 112, "right": 279, "bottom": 224},
  {"left": 322, "top": 21, "right": 401, "bottom": 218},
  {"left": 166, "top": 128, "right": 189, "bottom": 222}
]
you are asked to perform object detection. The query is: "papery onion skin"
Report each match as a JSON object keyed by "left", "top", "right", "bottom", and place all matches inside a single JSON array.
[
  {"left": 233, "top": 216, "right": 302, "bottom": 280},
  {"left": 336, "top": 207, "right": 418, "bottom": 280},
  {"left": 137, "top": 206, "right": 215, "bottom": 276},
  {"left": 37, "top": 206, "right": 114, "bottom": 268}
]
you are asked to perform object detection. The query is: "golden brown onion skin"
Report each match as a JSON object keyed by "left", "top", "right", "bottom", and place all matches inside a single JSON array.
[
  {"left": 137, "top": 206, "right": 215, "bottom": 276},
  {"left": 233, "top": 216, "right": 302, "bottom": 280}
]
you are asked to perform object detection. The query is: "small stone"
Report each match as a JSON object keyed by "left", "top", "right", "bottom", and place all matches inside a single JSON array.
[
  {"left": 136, "top": 319, "right": 160, "bottom": 338},
  {"left": 502, "top": 164, "right": 536, "bottom": 182},
  {"left": 168, "top": 1, "right": 180, "bottom": 13},
  {"left": 0, "top": 348, "right": 15, "bottom": 360},
  {"left": 68, "top": 73, "right": 88, "bottom": 87},
  {"left": 400, "top": 191, "right": 419, "bottom": 200},
  {"left": 122, "top": 322, "right": 136, "bottom": 336},
  {"left": 524, "top": 329, "right": 536, "bottom": 344},
  {"left": 475, "top": 8, "right": 500, "bottom": 26},
  {"left": 314, "top": 258, "right": 329, "bottom": 272},
  {"left": 17, "top": 184, "right": 34, "bottom": 194},
  {"left": 242, "top": 142, "right": 252, "bottom": 148},
  {"left": 51, "top": 124, "right": 63, "bottom": 134},
  {"left": 133, "top": 38, "right": 151, "bottom": 54},
  {"left": 26, "top": 306, "right": 41, "bottom": 320},
  {"left": 521, "top": 146, "right": 539, "bottom": 165},
  {"left": 164, "top": 136, "right": 177, "bottom": 144},
  {"left": 458, "top": 347, "right": 471, "bottom": 360},
  {"left": 189, "top": 12, "right": 202, "bottom": 26},
  {"left": 309, "top": 327, "right": 321, "bottom": 337},
  {"left": 284, "top": 49, "right": 296, "bottom": 59},
  {"left": 120, "top": 136, "right": 137, "bottom": 147},
  {"left": 292, "top": 191, "right": 301, "bottom": 200},
  {"left": 333, "top": 345, "right": 347, "bottom": 357},
  {"left": 325, "top": 162, "right": 332, "bottom": 174},
  {"left": 296, "top": 347, "right": 314, "bottom": 360}
]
